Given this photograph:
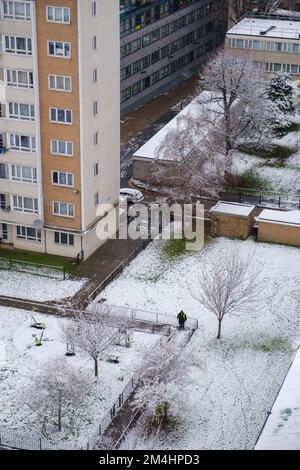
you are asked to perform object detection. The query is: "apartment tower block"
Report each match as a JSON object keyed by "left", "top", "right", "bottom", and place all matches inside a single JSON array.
[{"left": 0, "top": 0, "right": 120, "bottom": 260}]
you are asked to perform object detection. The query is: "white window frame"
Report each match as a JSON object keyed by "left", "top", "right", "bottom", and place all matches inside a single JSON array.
[
  {"left": 9, "top": 133, "right": 36, "bottom": 152},
  {"left": 47, "top": 40, "right": 71, "bottom": 58},
  {"left": 16, "top": 225, "right": 41, "bottom": 243},
  {"left": 11, "top": 164, "right": 37, "bottom": 183},
  {"left": 48, "top": 74, "right": 72, "bottom": 92},
  {"left": 8, "top": 102, "right": 35, "bottom": 121},
  {"left": 51, "top": 170, "right": 74, "bottom": 188},
  {"left": 49, "top": 107, "right": 72, "bottom": 125},
  {"left": 6, "top": 69, "right": 34, "bottom": 89},
  {"left": 53, "top": 201, "right": 75, "bottom": 218},
  {"left": 4, "top": 35, "right": 32, "bottom": 55},
  {"left": 54, "top": 231, "right": 74, "bottom": 246},
  {"left": 13, "top": 195, "right": 38, "bottom": 214},
  {"left": 3, "top": 1, "right": 31, "bottom": 21},
  {"left": 50, "top": 139, "right": 73, "bottom": 157},
  {"left": 46, "top": 6, "right": 70, "bottom": 24}
]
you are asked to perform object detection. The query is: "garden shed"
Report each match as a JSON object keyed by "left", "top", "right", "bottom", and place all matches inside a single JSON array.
[
  {"left": 257, "top": 209, "right": 300, "bottom": 247},
  {"left": 210, "top": 201, "right": 256, "bottom": 240}
]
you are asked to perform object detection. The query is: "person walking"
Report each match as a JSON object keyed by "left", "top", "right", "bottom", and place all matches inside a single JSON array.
[{"left": 177, "top": 310, "right": 187, "bottom": 330}]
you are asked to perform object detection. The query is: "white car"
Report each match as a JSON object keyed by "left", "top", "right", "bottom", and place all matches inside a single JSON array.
[{"left": 120, "top": 188, "right": 144, "bottom": 204}]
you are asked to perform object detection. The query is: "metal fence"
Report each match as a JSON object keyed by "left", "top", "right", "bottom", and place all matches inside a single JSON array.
[
  {"left": 220, "top": 189, "right": 300, "bottom": 211},
  {"left": 88, "top": 370, "right": 141, "bottom": 449},
  {"left": 89, "top": 303, "right": 199, "bottom": 331},
  {"left": 0, "top": 256, "right": 75, "bottom": 280},
  {"left": 0, "top": 428, "right": 80, "bottom": 450}
]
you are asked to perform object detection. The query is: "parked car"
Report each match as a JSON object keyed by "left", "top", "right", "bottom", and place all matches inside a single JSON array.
[{"left": 120, "top": 188, "right": 144, "bottom": 204}]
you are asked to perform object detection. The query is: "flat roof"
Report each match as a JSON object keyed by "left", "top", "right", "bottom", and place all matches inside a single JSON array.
[
  {"left": 227, "top": 17, "right": 300, "bottom": 40},
  {"left": 133, "top": 91, "right": 219, "bottom": 161},
  {"left": 257, "top": 209, "right": 300, "bottom": 227},
  {"left": 210, "top": 201, "right": 255, "bottom": 218},
  {"left": 255, "top": 347, "right": 300, "bottom": 450}
]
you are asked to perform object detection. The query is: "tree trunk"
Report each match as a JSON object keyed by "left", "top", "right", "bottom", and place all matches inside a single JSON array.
[
  {"left": 58, "top": 395, "right": 62, "bottom": 432},
  {"left": 217, "top": 319, "right": 222, "bottom": 339},
  {"left": 94, "top": 357, "right": 99, "bottom": 378}
]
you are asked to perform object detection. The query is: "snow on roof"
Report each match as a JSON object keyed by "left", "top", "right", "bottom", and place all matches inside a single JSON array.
[
  {"left": 210, "top": 201, "right": 255, "bottom": 218},
  {"left": 227, "top": 17, "right": 300, "bottom": 40},
  {"left": 133, "top": 91, "right": 219, "bottom": 161},
  {"left": 257, "top": 209, "right": 300, "bottom": 227},
  {"left": 255, "top": 347, "right": 300, "bottom": 450}
]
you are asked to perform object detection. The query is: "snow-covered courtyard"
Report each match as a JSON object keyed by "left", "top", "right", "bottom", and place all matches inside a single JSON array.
[
  {"left": 0, "top": 307, "right": 160, "bottom": 447},
  {"left": 0, "top": 270, "right": 86, "bottom": 302},
  {"left": 94, "top": 237, "right": 300, "bottom": 450}
]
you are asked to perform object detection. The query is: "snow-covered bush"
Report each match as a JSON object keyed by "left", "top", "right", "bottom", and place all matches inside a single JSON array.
[{"left": 267, "top": 73, "right": 296, "bottom": 117}]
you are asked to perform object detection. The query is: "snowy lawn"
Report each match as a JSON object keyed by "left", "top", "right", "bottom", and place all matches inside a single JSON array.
[
  {"left": 96, "top": 237, "right": 300, "bottom": 450},
  {"left": 0, "top": 307, "right": 160, "bottom": 446},
  {"left": 232, "top": 118, "right": 300, "bottom": 197},
  {"left": 0, "top": 270, "right": 86, "bottom": 302}
]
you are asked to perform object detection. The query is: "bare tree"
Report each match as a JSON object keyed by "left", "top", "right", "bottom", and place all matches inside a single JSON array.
[
  {"left": 197, "top": 50, "right": 285, "bottom": 157},
  {"left": 66, "top": 311, "right": 115, "bottom": 379},
  {"left": 24, "top": 359, "right": 90, "bottom": 435},
  {"left": 64, "top": 309, "right": 135, "bottom": 378},
  {"left": 151, "top": 112, "right": 228, "bottom": 203},
  {"left": 192, "top": 251, "right": 262, "bottom": 339}
]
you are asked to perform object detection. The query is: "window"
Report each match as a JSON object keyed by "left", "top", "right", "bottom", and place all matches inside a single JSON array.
[
  {"left": 11, "top": 165, "right": 37, "bottom": 183},
  {"left": 9, "top": 134, "right": 36, "bottom": 152},
  {"left": 53, "top": 201, "right": 74, "bottom": 217},
  {"left": 52, "top": 171, "right": 74, "bottom": 187},
  {"left": 92, "top": 68, "right": 98, "bottom": 83},
  {"left": 51, "top": 140, "right": 73, "bottom": 156},
  {"left": 16, "top": 226, "right": 41, "bottom": 243},
  {"left": 4, "top": 35, "right": 32, "bottom": 55},
  {"left": 92, "top": 35, "right": 97, "bottom": 50},
  {"left": 48, "top": 75, "right": 71, "bottom": 92},
  {"left": 6, "top": 69, "right": 33, "bottom": 88},
  {"left": 46, "top": 6, "right": 70, "bottom": 24},
  {"left": 13, "top": 196, "right": 38, "bottom": 214},
  {"left": 8, "top": 102, "right": 35, "bottom": 121},
  {"left": 93, "top": 101, "right": 99, "bottom": 116},
  {"left": 3, "top": 1, "right": 31, "bottom": 21},
  {"left": 94, "top": 192, "right": 99, "bottom": 206},
  {"left": 48, "top": 41, "right": 71, "bottom": 58},
  {"left": 94, "top": 131, "right": 99, "bottom": 146},
  {"left": 50, "top": 108, "right": 72, "bottom": 124},
  {"left": 54, "top": 231, "right": 74, "bottom": 246},
  {"left": 92, "top": 1, "right": 97, "bottom": 16},
  {"left": 94, "top": 162, "right": 99, "bottom": 176}
]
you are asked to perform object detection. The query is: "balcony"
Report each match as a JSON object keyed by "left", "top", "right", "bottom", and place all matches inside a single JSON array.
[
  {"left": 0, "top": 194, "right": 11, "bottom": 212},
  {"left": 0, "top": 133, "right": 8, "bottom": 155}
]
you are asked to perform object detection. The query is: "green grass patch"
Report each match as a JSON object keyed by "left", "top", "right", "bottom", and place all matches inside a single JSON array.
[
  {"left": 276, "top": 121, "right": 300, "bottom": 136},
  {"left": 0, "top": 247, "right": 74, "bottom": 270},
  {"left": 238, "top": 144, "right": 296, "bottom": 160},
  {"left": 259, "top": 159, "right": 287, "bottom": 169},
  {"left": 254, "top": 336, "right": 291, "bottom": 353},
  {"left": 161, "top": 228, "right": 212, "bottom": 261},
  {"left": 237, "top": 169, "right": 271, "bottom": 192}
]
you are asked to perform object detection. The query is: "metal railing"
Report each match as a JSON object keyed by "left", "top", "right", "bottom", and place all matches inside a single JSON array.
[
  {"left": 0, "top": 428, "right": 80, "bottom": 450},
  {"left": 89, "top": 303, "right": 199, "bottom": 331},
  {"left": 0, "top": 256, "right": 76, "bottom": 280},
  {"left": 220, "top": 188, "right": 300, "bottom": 211}
]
